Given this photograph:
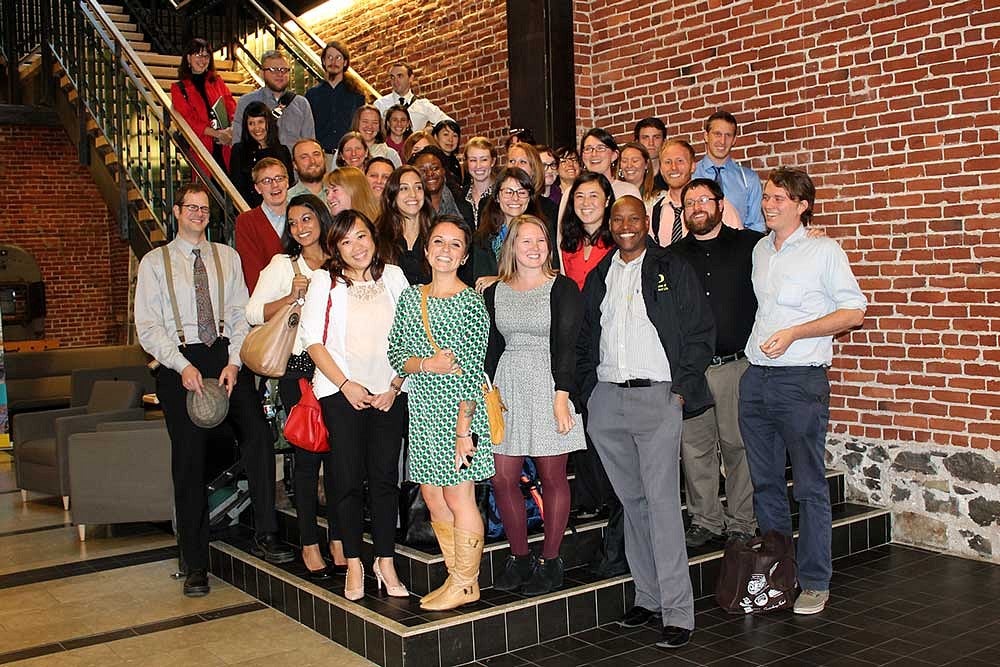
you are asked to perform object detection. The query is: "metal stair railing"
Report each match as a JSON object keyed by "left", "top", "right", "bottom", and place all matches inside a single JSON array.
[
  {"left": 44, "top": 0, "right": 249, "bottom": 255},
  {"left": 120, "top": 0, "right": 378, "bottom": 99}
]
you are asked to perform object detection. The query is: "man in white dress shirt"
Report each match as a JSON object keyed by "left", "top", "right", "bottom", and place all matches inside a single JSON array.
[{"left": 373, "top": 62, "right": 451, "bottom": 132}]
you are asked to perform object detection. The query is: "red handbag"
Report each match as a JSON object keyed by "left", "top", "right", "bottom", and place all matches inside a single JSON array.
[
  {"left": 282, "top": 291, "right": 332, "bottom": 452},
  {"left": 283, "top": 377, "right": 329, "bottom": 452}
]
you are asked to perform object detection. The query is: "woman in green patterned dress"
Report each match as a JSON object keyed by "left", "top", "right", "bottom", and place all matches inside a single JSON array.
[{"left": 388, "top": 215, "right": 493, "bottom": 611}]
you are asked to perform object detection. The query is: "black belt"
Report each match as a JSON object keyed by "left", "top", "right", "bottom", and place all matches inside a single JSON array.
[
  {"left": 710, "top": 351, "right": 746, "bottom": 367},
  {"left": 614, "top": 378, "right": 653, "bottom": 388}
]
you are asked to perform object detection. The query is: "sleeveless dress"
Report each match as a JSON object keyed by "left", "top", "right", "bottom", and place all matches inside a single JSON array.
[
  {"left": 492, "top": 279, "right": 585, "bottom": 457},
  {"left": 388, "top": 286, "right": 494, "bottom": 485}
]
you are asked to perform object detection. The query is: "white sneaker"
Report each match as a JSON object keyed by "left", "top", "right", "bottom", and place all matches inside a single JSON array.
[{"left": 793, "top": 589, "right": 829, "bottom": 615}]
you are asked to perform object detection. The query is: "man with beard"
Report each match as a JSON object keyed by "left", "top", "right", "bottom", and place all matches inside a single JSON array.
[
  {"left": 576, "top": 195, "right": 713, "bottom": 649},
  {"left": 305, "top": 41, "right": 365, "bottom": 162},
  {"left": 232, "top": 51, "right": 315, "bottom": 155},
  {"left": 669, "top": 178, "right": 761, "bottom": 548},
  {"left": 235, "top": 158, "right": 289, "bottom": 293},
  {"left": 287, "top": 139, "right": 328, "bottom": 200}
]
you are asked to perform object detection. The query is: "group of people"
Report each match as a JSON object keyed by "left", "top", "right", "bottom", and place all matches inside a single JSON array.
[{"left": 145, "top": 39, "right": 868, "bottom": 652}]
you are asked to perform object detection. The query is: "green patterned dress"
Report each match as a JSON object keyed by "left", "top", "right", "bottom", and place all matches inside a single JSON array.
[{"left": 388, "top": 286, "right": 494, "bottom": 486}]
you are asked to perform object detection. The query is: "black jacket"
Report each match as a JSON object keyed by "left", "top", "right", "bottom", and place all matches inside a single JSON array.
[
  {"left": 484, "top": 274, "right": 584, "bottom": 411},
  {"left": 576, "top": 244, "right": 716, "bottom": 416}
]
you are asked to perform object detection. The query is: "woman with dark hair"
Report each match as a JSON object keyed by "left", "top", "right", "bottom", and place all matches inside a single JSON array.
[
  {"left": 170, "top": 38, "right": 236, "bottom": 171},
  {"left": 506, "top": 142, "right": 560, "bottom": 239},
  {"left": 376, "top": 165, "right": 435, "bottom": 285},
  {"left": 402, "top": 130, "right": 438, "bottom": 163},
  {"left": 560, "top": 172, "right": 616, "bottom": 291},
  {"left": 364, "top": 156, "right": 395, "bottom": 198},
  {"left": 431, "top": 119, "right": 462, "bottom": 187},
  {"left": 246, "top": 193, "right": 341, "bottom": 580},
  {"left": 537, "top": 145, "right": 561, "bottom": 205},
  {"left": 484, "top": 215, "right": 585, "bottom": 595},
  {"left": 335, "top": 131, "right": 369, "bottom": 170},
  {"left": 384, "top": 104, "right": 412, "bottom": 156},
  {"left": 301, "top": 209, "right": 411, "bottom": 600},
  {"left": 471, "top": 167, "right": 551, "bottom": 288},
  {"left": 229, "top": 101, "right": 295, "bottom": 208},
  {"left": 352, "top": 105, "right": 401, "bottom": 167},
  {"left": 554, "top": 146, "right": 581, "bottom": 195},
  {"left": 579, "top": 128, "right": 641, "bottom": 200},
  {"left": 387, "top": 215, "right": 492, "bottom": 611}
]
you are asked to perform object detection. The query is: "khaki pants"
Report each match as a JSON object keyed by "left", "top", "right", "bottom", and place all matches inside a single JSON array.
[{"left": 681, "top": 357, "right": 756, "bottom": 535}]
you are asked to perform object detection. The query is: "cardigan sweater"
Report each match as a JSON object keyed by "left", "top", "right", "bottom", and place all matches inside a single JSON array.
[{"left": 235, "top": 206, "right": 284, "bottom": 293}]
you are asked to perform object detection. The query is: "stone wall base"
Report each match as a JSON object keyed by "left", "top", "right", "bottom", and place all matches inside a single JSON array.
[{"left": 827, "top": 437, "right": 1000, "bottom": 562}]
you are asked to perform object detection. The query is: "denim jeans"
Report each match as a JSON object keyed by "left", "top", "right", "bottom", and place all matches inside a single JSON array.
[{"left": 738, "top": 365, "right": 832, "bottom": 591}]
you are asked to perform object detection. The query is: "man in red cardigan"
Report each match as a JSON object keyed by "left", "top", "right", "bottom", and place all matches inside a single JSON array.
[{"left": 235, "top": 158, "right": 289, "bottom": 292}]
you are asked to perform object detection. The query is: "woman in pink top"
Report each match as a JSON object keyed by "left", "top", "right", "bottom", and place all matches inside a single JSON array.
[{"left": 559, "top": 172, "right": 616, "bottom": 291}]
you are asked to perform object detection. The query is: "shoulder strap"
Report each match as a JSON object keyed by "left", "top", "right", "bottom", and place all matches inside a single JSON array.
[
  {"left": 209, "top": 242, "right": 226, "bottom": 337},
  {"left": 419, "top": 284, "right": 441, "bottom": 353},
  {"left": 323, "top": 288, "right": 332, "bottom": 347},
  {"left": 160, "top": 246, "right": 186, "bottom": 346},
  {"left": 651, "top": 199, "right": 663, "bottom": 243}
]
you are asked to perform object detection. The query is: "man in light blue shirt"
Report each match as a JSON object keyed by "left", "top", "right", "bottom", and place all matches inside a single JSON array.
[
  {"left": 739, "top": 167, "right": 866, "bottom": 616},
  {"left": 692, "top": 111, "right": 765, "bottom": 232}
]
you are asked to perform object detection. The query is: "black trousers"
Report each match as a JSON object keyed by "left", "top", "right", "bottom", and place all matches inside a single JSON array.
[
  {"left": 278, "top": 376, "right": 340, "bottom": 547},
  {"left": 320, "top": 391, "right": 407, "bottom": 558},
  {"left": 156, "top": 340, "right": 277, "bottom": 570}
]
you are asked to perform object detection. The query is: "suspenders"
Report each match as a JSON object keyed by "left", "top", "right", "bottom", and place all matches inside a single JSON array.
[{"left": 160, "top": 243, "right": 226, "bottom": 346}]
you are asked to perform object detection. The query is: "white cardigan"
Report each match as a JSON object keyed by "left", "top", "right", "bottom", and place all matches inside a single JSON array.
[
  {"left": 245, "top": 254, "right": 316, "bottom": 356},
  {"left": 300, "top": 264, "right": 410, "bottom": 399}
]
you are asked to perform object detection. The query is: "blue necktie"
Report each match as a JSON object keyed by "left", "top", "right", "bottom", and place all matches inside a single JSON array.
[{"left": 712, "top": 166, "right": 723, "bottom": 183}]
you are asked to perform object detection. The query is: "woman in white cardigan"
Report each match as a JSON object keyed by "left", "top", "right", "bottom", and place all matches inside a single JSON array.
[
  {"left": 246, "top": 193, "right": 344, "bottom": 581},
  {"left": 300, "top": 209, "right": 411, "bottom": 601}
]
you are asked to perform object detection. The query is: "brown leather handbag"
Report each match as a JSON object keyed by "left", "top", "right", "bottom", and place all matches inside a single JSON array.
[
  {"left": 715, "top": 531, "right": 797, "bottom": 614},
  {"left": 240, "top": 263, "right": 304, "bottom": 377}
]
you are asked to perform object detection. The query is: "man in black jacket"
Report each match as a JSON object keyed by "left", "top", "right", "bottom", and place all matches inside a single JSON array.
[{"left": 576, "top": 195, "right": 715, "bottom": 649}]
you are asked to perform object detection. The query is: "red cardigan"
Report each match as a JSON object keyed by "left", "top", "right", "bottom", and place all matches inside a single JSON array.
[
  {"left": 170, "top": 75, "right": 237, "bottom": 170},
  {"left": 235, "top": 207, "right": 284, "bottom": 293}
]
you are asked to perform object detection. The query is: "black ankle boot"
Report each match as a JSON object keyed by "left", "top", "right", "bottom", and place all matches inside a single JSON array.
[
  {"left": 522, "top": 556, "right": 564, "bottom": 595},
  {"left": 494, "top": 553, "right": 537, "bottom": 592}
]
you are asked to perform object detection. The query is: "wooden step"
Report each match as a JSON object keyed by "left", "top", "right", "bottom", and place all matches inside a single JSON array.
[
  {"left": 94, "top": 135, "right": 110, "bottom": 151},
  {"left": 86, "top": 118, "right": 99, "bottom": 133},
  {"left": 128, "top": 188, "right": 143, "bottom": 202},
  {"left": 130, "top": 42, "right": 152, "bottom": 52},
  {"left": 103, "top": 150, "right": 117, "bottom": 166},
  {"left": 146, "top": 65, "right": 245, "bottom": 84},
  {"left": 156, "top": 78, "right": 255, "bottom": 96},
  {"left": 104, "top": 11, "right": 129, "bottom": 23},
  {"left": 137, "top": 208, "right": 154, "bottom": 222},
  {"left": 100, "top": 3, "right": 124, "bottom": 12},
  {"left": 136, "top": 52, "right": 235, "bottom": 70},
  {"left": 118, "top": 30, "right": 144, "bottom": 42}
]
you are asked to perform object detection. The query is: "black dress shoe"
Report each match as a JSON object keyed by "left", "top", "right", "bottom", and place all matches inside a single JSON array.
[
  {"left": 306, "top": 565, "right": 335, "bottom": 582},
  {"left": 183, "top": 569, "right": 210, "bottom": 597},
  {"left": 655, "top": 625, "right": 692, "bottom": 649},
  {"left": 619, "top": 605, "right": 661, "bottom": 628},
  {"left": 251, "top": 533, "right": 295, "bottom": 564}
]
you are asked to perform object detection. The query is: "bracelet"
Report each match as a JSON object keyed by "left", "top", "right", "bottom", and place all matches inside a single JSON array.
[
  {"left": 456, "top": 431, "right": 472, "bottom": 439},
  {"left": 418, "top": 358, "right": 426, "bottom": 373},
  {"left": 338, "top": 378, "right": 350, "bottom": 390},
  {"left": 390, "top": 383, "right": 402, "bottom": 394}
]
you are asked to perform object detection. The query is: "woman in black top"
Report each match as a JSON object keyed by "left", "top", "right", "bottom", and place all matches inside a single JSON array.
[
  {"left": 483, "top": 214, "right": 584, "bottom": 595},
  {"left": 229, "top": 102, "right": 295, "bottom": 208},
  {"left": 375, "top": 166, "right": 435, "bottom": 285}
]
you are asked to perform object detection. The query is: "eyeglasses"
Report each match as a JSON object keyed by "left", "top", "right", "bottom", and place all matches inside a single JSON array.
[
  {"left": 263, "top": 66, "right": 291, "bottom": 74},
  {"left": 499, "top": 187, "right": 530, "bottom": 200},
  {"left": 581, "top": 145, "right": 610, "bottom": 155},
  {"left": 256, "top": 175, "right": 288, "bottom": 186},
  {"left": 191, "top": 51, "right": 210, "bottom": 59},
  {"left": 180, "top": 204, "right": 210, "bottom": 215},
  {"left": 542, "top": 161, "right": 558, "bottom": 171},
  {"left": 559, "top": 156, "right": 580, "bottom": 164},
  {"left": 324, "top": 53, "right": 345, "bottom": 63},
  {"left": 683, "top": 195, "right": 720, "bottom": 209}
]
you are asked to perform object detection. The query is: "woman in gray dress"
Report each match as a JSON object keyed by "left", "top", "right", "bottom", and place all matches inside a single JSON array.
[{"left": 483, "top": 214, "right": 586, "bottom": 595}]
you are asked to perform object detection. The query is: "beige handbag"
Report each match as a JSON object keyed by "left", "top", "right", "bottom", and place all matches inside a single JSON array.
[{"left": 240, "top": 262, "right": 304, "bottom": 377}]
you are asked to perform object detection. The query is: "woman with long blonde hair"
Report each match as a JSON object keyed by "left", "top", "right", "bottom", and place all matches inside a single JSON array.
[{"left": 324, "top": 166, "right": 380, "bottom": 221}]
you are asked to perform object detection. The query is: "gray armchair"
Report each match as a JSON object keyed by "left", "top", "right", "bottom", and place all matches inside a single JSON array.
[
  {"left": 13, "top": 380, "right": 144, "bottom": 510},
  {"left": 69, "top": 419, "right": 173, "bottom": 541}
]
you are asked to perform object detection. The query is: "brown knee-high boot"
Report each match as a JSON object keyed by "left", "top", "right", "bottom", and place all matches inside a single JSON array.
[
  {"left": 421, "top": 521, "right": 456, "bottom": 605},
  {"left": 420, "top": 526, "right": 483, "bottom": 611}
]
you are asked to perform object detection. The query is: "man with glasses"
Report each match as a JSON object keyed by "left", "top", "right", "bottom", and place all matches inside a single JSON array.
[
  {"left": 670, "top": 178, "right": 761, "bottom": 549},
  {"left": 235, "top": 158, "right": 289, "bottom": 292},
  {"left": 739, "top": 167, "right": 866, "bottom": 615},
  {"left": 305, "top": 41, "right": 365, "bottom": 164},
  {"left": 135, "top": 183, "right": 294, "bottom": 598},
  {"left": 232, "top": 50, "right": 315, "bottom": 156},
  {"left": 373, "top": 62, "right": 452, "bottom": 132}
]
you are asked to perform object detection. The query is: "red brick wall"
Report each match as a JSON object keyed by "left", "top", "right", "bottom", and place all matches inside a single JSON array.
[
  {"left": 574, "top": 0, "right": 1000, "bottom": 450},
  {"left": 300, "top": 0, "right": 509, "bottom": 143},
  {"left": 0, "top": 125, "right": 130, "bottom": 347}
]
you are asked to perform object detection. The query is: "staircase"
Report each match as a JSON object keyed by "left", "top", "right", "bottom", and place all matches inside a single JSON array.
[{"left": 208, "top": 466, "right": 891, "bottom": 666}]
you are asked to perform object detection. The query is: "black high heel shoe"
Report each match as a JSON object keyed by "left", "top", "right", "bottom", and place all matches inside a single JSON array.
[{"left": 306, "top": 565, "right": 335, "bottom": 582}]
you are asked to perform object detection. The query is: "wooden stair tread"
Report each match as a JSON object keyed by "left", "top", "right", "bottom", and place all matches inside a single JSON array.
[
  {"left": 146, "top": 65, "right": 244, "bottom": 83},
  {"left": 136, "top": 52, "right": 235, "bottom": 70}
]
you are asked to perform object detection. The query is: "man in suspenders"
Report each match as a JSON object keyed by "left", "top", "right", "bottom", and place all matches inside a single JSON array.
[{"left": 135, "top": 184, "right": 293, "bottom": 597}]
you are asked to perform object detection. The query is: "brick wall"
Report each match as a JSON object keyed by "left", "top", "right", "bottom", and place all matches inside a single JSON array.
[
  {"left": 574, "top": 0, "right": 1000, "bottom": 450},
  {"left": 301, "top": 0, "right": 509, "bottom": 143},
  {"left": 0, "top": 124, "right": 130, "bottom": 347}
]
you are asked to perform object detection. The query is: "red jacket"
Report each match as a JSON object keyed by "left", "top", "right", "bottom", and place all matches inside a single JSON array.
[
  {"left": 235, "top": 207, "right": 284, "bottom": 293},
  {"left": 170, "top": 75, "right": 237, "bottom": 170}
]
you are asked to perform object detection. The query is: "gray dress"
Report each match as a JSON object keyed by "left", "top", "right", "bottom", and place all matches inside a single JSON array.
[{"left": 493, "top": 279, "right": 586, "bottom": 457}]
